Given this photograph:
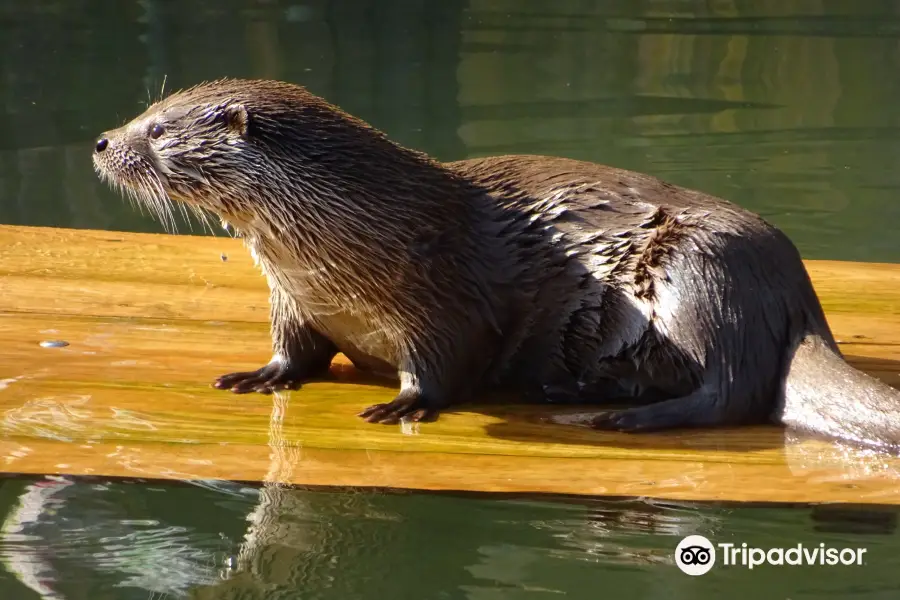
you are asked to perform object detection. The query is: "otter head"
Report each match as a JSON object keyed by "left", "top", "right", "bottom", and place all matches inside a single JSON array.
[
  {"left": 93, "top": 83, "right": 269, "bottom": 231},
  {"left": 92, "top": 78, "right": 400, "bottom": 234}
]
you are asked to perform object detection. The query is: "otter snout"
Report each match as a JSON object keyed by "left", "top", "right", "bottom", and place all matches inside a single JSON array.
[
  {"left": 91, "top": 126, "right": 147, "bottom": 175},
  {"left": 91, "top": 130, "right": 120, "bottom": 174}
]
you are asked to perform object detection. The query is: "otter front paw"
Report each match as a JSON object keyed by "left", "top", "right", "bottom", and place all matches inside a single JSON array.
[
  {"left": 358, "top": 390, "right": 439, "bottom": 425},
  {"left": 213, "top": 361, "right": 309, "bottom": 394}
]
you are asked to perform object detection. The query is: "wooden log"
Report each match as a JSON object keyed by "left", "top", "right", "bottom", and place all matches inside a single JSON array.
[{"left": 3, "top": 223, "right": 900, "bottom": 504}]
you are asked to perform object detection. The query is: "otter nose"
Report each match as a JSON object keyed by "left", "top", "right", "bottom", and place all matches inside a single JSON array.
[{"left": 95, "top": 137, "right": 109, "bottom": 153}]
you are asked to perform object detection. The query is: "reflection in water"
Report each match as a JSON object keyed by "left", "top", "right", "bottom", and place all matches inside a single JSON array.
[
  {"left": 0, "top": 475, "right": 232, "bottom": 599},
  {"left": 4, "top": 393, "right": 160, "bottom": 443},
  {"left": 1, "top": 477, "right": 72, "bottom": 600},
  {"left": 4, "top": 468, "right": 900, "bottom": 599},
  {"left": 228, "top": 392, "right": 314, "bottom": 588},
  {"left": 0, "top": 483, "right": 718, "bottom": 599},
  {"left": 3, "top": 384, "right": 899, "bottom": 598},
  {"left": 782, "top": 430, "right": 900, "bottom": 496},
  {"left": 0, "top": 392, "right": 723, "bottom": 599}
]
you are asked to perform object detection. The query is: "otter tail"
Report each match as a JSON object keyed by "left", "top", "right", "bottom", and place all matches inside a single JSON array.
[{"left": 778, "top": 333, "right": 900, "bottom": 452}]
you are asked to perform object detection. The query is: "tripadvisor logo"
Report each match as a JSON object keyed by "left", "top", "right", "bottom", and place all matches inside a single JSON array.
[
  {"left": 676, "top": 535, "right": 716, "bottom": 576},
  {"left": 674, "top": 535, "right": 868, "bottom": 575}
]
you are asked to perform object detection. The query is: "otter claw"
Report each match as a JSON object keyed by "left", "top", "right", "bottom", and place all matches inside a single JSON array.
[
  {"left": 590, "top": 408, "right": 655, "bottom": 432},
  {"left": 589, "top": 411, "right": 632, "bottom": 431},
  {"left": 213, "top": 363, "right": 305, "bottom": 394},
  {"left": 358, "top": 394, "right": 438, "bottom": 425}
]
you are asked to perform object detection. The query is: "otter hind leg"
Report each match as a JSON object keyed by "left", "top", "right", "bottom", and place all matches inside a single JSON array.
[
  {"left": 586, "top": 219, "right": 789, "bottom": 434},
  {"left": 588, "top": 388, "right": 722, "bottom": 433},
  {"left": 214, "top": 287, "right": 338, "bottom": 394}
]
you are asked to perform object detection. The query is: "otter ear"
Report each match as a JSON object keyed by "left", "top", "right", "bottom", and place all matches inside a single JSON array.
[{"left": 223, "top": 104, "right": 249, "bottom": 137}]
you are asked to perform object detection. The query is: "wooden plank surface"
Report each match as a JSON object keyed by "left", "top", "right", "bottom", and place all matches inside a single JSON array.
[{"left": 3, "top": 224, "right": 900, "bottom": 504}]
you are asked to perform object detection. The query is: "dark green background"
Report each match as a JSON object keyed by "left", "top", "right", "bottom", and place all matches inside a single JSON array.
[
  {"left": 2, "top": 0, "right": 900, "bottom": 597},
  {"left": 4, "top": 0, "right": 900, "bottom": 261}
]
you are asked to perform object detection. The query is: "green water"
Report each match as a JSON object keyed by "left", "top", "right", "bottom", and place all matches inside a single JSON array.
[
  {"left": 1, "top": 475, "right": 899, "bottom": 599},
  {"left": 3, "top": 0, "right": 900, "bottom": 597}
]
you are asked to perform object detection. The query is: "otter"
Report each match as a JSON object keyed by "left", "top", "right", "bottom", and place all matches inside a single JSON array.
[{"left": 92, "top": 78, "right": 900, "bottom": 452}]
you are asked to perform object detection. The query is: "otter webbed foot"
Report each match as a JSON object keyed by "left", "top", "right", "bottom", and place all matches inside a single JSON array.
[
  {"left": 358, "top": 389, "right": 441, "bottom": 425},
  {"left": 589, "top": 408, "right": 658, "bottom": 432},
  {"left": 589, "top": 391, "right": 722, "bottom": 433},
  {"left": 213, "top": 360, "right": 312, "bottom": 394}
]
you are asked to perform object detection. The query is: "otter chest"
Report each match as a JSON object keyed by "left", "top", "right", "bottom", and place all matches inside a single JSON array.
[{"left": 249, "top": 240, "right": 399, "bottom": 373}]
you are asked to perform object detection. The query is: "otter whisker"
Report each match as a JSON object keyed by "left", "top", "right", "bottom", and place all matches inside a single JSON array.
[
  {"left": 130, "top": 177, "right": 163, "bottom": 231},
  {"left": 174, "top": 198, "right": 193, "bottom": 233},
  {"left": 146, "top": 173, "right": 179, "bottom": 235},
  {"left": 129, "top": 171, "right": 177, "bottom": 235},
  {"left": 187, "top": 204, "right": 219, "bottom": 237},
  {"left": 158, "top": 191, "right": 179, "bottom": 235},
  {"left": 125, "top": 185, "right": 156, "bottom": 227}
]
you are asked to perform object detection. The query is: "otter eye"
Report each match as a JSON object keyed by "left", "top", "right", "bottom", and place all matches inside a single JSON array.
[{"left": 149, "top": 124, "right": 165, "bottom": 139}]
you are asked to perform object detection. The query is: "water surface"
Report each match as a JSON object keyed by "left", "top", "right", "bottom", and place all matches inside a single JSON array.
[{"left": 2, "top": 475, "right": 899, "bottom": 599}]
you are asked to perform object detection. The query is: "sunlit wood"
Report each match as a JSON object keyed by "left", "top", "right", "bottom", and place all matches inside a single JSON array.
[{"left": 3, "top": 223, "right": 900, "bottom": 504}]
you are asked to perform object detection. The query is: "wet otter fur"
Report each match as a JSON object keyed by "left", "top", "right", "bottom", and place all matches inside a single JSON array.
[{"left": 93, "top": 78, "right": 900, "bottom": 452}]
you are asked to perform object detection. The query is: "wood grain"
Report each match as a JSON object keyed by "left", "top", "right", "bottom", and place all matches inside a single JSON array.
[{"left": 3, "top": 224, "right": 900, "bottom": 504}]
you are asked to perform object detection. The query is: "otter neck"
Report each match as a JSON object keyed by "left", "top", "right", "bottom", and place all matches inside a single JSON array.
[{"left": 221, "top": 142, "right": 478, "bottom": 275}]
